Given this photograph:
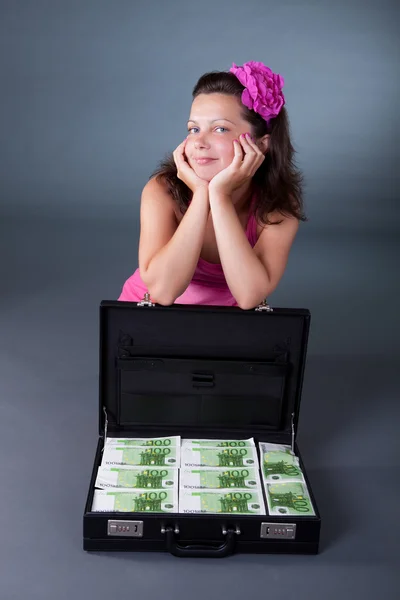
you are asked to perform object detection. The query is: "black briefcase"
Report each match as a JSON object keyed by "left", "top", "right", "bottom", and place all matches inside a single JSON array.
[{"left": 83, "top": 299, "right": 321, "bottom": 557}]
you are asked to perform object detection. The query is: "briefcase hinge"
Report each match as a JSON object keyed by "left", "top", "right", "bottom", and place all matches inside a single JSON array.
[
  {"left": 291, "top": 412, "right": 295, "bottom": 454},
  {"left": 292, "top": 413, "right": 296, "bottom": 454},
  {"left": 137, "top": 292, "right": 155, "bottom": 307},
  {"left": 255, "top": 299, "right": 273, "bottom": 312},
  {"left": 102, "top": 407, "right": 108, "bottom": 451}
]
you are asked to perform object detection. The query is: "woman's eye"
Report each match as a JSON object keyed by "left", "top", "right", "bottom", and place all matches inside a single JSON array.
[{"left": 187, "top": 126, "right": 228, "bottom": 134}]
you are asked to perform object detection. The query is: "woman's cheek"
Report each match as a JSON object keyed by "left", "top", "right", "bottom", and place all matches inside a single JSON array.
[
  {"left": 184, "top": 139, "right": 194, "bottom": 162},
  {"left": 217, "top": 142, "right": 235, "bottom": 168}
]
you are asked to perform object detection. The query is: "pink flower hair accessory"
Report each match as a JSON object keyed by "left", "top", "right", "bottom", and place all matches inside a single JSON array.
[{"left": 229, "top": 61, "right": 285, "bottom": 124}]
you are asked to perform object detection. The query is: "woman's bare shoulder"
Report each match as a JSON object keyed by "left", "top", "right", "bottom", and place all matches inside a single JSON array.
[
  {"left": 142, "top": 176, "right": 184, "bottom": 221},
  {"left": 140, "top": 177, "right": 181, "bottom": 225},
  {"left": 141, "top": 176, "right": 173, "bottom": 203},
  {"left": 255, "top": 208, "right": 299, "bottom": 237}
]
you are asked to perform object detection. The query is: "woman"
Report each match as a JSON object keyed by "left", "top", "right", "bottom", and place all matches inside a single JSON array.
[{"left": 119, "top": 61, "right": 307, "bottom": 309}]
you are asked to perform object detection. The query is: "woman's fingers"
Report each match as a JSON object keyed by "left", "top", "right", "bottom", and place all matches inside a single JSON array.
[
  {"left": 245, "top": 134, "right": 264, "bottom": 159},
  {"left": 239, "top": 134, "right": 258, "bottom": 159},
  {"left": 232, "top": 139, "right": 244, "bottom": 166},
  {"left": 173, "top": 139, "right": 189, "bottom": 170},
  {"left": 239, "top": 134, "right": 265, "bottom": 174},
  {"left": 173, "top": 139, "right": 186, "bottom": 159}
]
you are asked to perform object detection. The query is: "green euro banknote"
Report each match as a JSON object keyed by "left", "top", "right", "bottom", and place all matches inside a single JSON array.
[
  {"left": 182, "top": 438, "right": 255, "bottom": 448},
  {"left": 179, "top": 489, "right": 265, "bottom": 515},
  {"left": 101, "top": 445, "right": 180, "bottom": 467},
  {"left": 105, "top": 436, "right": 180, "bottom": 447},
  {"left": 259, "top": 442, "right": 295, "bottom": 456},
  {"left": 260, "top": 442, "right": 304, "bottom": 483},
  {"left": 181, "top": 446, "right": 258, "bottom": 468},
  {"left": 266, "top": 482, "right": 315, "bottom": 516},
  {"left": 92, "top": 488, "right": 178, "bottom": 513},
  {"left": 95, "top": 466, "right": 178, "bottom": 489},
  {"left": 180, "top": 468, "right": 261, "bottom": 490}
]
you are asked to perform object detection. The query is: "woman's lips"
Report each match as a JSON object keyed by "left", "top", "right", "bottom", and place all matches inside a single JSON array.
[{"left": 194, "top": 158, "right": 217, "bottom": 165}]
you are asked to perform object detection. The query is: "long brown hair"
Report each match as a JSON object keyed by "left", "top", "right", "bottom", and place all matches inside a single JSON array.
[{"left": 150, "top": 70, "right": 307, "bottom": 226}]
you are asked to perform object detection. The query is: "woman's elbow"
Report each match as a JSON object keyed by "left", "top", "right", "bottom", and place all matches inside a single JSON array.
[
  {"left": 236, "top": 299, "right": 259, "bottom": 310},
  {"left": 145, "top": 285, "right": 176, "bottom": 306},
  {"left": 152, "top": 293, "right": 175, "bottom": 306},
  {"left": 236, "top": 287, "right": 276, "bottom": 310},
  {"left": 140, "top": 276, "right": 176, "bottom": 306}
]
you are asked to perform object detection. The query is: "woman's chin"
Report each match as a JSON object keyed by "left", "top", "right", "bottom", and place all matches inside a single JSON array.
[
  {"left": 198, "top": 174, "right": 214, "bottom": 182},
  {"left": 192, "top": 165, "right": 221, "bottom": 182}
]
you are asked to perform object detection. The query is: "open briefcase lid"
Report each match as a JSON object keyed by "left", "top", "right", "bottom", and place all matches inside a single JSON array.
[{"left": 98, "top": 301, "right": 311, "bottom": 444}]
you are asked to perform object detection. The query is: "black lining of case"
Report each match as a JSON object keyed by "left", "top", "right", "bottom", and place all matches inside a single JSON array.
[{"left": 98, "top": 301, "right": 311, "bottom": 442}]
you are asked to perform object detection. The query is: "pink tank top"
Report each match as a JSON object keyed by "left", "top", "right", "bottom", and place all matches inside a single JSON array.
[{"left": 118, "top": 201, "right": 259, "bottom": 306}]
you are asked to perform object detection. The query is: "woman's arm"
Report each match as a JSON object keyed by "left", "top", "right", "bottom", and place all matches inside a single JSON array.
[
  {"left": 209, "top": 191, "right": 299, "bottom": 309},
  {"left": 139, "top": 177, "right": 210, "bottom": 305}
]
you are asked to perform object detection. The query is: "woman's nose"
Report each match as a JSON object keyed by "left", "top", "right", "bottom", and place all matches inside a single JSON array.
[{"left": 194, "top": 135, "right": 210, "bottom": 149}]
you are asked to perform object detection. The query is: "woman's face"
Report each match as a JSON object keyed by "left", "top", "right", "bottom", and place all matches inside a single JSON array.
[{"left": 185, "top": 93, "right": 254, "bottom": 181}]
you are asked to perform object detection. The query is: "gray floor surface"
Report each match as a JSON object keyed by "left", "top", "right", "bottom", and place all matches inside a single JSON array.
[{"left": 0, "top": 217, "right": 399, "bottom": 600}]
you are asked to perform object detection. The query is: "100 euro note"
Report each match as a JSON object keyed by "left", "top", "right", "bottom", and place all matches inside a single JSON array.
[
  {"left": 259, "top": 442, "right": 305, "bottom": 483},
  {"left": 266, "top": 481, "right": 315, "bottom": 516},
  {"left": 105, "top": 436, "right": 180, "bottom": 447},
  {"left": 101, "top": 445, "right": 180, "bottom": 467},
  {"left": 95, "top": 466, "right": 178, "bottom": 489},
  {"left": 180, "top": 467, "right": 261, "bottom": 490},
  {"left": 179, "top": 489, "right": 265, "bottom": 515},
  {"left": 181, "top": 438, "right": 254, "bottom": 448},
  {"left": 181, "top": 446, "right": 258, "bottom": 468},
  {"left": 92, "top": 487, "right": 178, "bottom": 513},
  {"left": 259, "top": 442, "right": 295, "bottom": 455}
]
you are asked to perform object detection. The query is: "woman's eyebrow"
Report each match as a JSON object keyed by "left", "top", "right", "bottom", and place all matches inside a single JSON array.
[{"left": 187, "top": 118, "right": 236, "bottom": 125}]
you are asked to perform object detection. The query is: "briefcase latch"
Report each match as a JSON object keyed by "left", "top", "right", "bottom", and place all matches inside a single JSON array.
[
  {"left": 260, "top": 523, "right": 296, "bottom": 539},
  {"left": 108, "top": 520, "right": 144, "bottom": 537}
]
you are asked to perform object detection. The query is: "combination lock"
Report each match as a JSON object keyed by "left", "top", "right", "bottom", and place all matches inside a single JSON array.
[
  {"left": 260, "top": 523, "right": 296, "bottom": 539},
  {"left": 107, "top": 520, "right": 144, "bottom": 537}
]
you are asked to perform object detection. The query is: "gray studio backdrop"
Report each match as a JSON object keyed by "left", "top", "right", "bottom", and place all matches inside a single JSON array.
[
  {"left": 0, "top": 2, "right": 399, "bottom": 600},
  {"left": 0, "top": 0, "right": 398, "bottom": 356}
]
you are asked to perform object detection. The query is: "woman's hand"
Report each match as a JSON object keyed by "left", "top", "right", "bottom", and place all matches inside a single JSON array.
[
  {"left": 173, "top": 138, "right": 209, "bottom": 193},
  {"left": 208, "top": 133, "right": 265, "bottom": 196}
]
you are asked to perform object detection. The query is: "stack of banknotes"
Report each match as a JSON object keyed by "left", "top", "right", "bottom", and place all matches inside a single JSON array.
[
  {"left": 179, "top": 438, "right": 266, "bottom": 515},
  {"left": 91, "top": 435, "right": 315, "bottom": 517},
  {"left": 259, "top": 442, "right": 315, "bottom": 516},
  {"left": 92, "top": 436, "right": 181, "bottom": 513}
]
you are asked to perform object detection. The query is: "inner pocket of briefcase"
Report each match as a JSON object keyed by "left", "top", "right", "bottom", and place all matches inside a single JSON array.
[{"left": 117, "top": 357, "right": 288, "bottom": 431}]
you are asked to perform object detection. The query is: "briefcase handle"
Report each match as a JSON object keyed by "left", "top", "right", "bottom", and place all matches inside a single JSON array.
[{"left": 164, "top": 527, "right": 236, "bottom": 558}]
